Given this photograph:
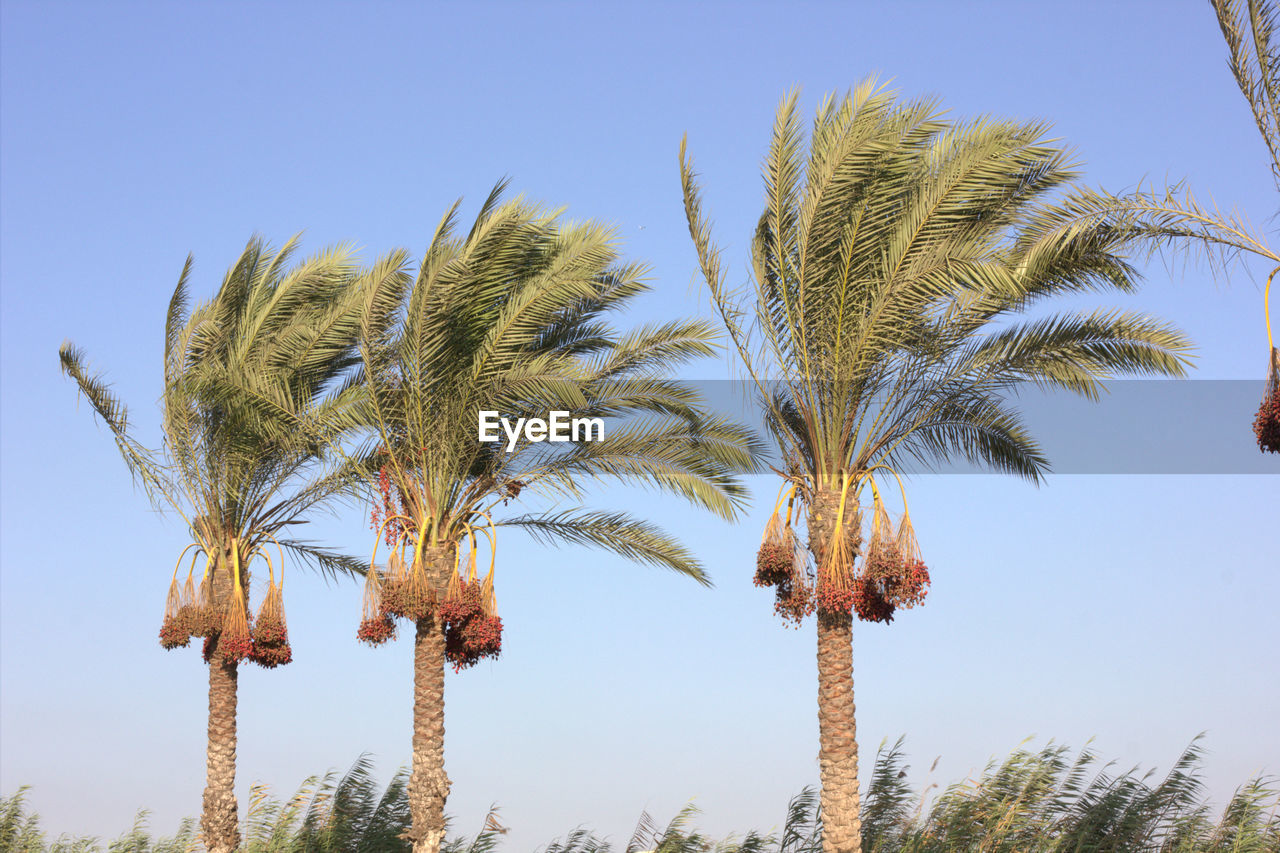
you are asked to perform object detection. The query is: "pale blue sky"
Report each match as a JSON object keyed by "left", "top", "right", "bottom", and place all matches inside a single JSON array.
[{"left": 1, "top": 1, "right": 1277, "bottom": 847}]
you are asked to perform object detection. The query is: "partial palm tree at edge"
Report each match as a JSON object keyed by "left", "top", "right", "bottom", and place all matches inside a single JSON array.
[{"left": 1022, "top": 0, "right": 1280, "bottom": 452}]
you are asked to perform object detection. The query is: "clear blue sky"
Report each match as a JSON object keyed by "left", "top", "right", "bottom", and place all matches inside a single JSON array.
[{"left": 1, "top": 1, "right": 1276, "bottom": 847}]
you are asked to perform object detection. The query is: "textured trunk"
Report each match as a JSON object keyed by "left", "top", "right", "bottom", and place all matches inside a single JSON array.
[
  {"left": 406, "top": 545, "right": 452, "bottom": 853},
  {"left": 810, "top": 488, "right": 862, "bottom": 853},
  {"left": 817, "top": 608, "right": 860, "bottom": 852},
  {"left": 200, "top": 539, "right": 244, "bottom": 853},
  {"left": 202, "top": 654, "right": 240, "bottom": 853}
]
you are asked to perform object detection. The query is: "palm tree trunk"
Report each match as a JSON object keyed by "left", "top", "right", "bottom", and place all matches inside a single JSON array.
[
  {"left": 810, "top": 488, "right": 862, "bottom": 853},
  {"left": 408, "top": 616, "right": 449, "bottom": 853},
  {"left": 407, "top": 546, "right": 452, "bottom": 853},
  {"left": 817, "top": 612, "right": 861, "bottom": 852},
  {"left": 201, "top": 654, "right": 240, "bottom": 853}
]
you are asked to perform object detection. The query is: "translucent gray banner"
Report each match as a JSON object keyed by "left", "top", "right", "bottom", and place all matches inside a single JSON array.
[{"left": 678, "top": 380, "right": 1280, "bottom": 475}]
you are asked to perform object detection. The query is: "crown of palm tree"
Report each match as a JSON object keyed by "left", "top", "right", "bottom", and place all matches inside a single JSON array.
[
  {"left": 682, "top": 82, "right": 1194, "bottom": 502},
  {"left": 61, "top": 235, "right": 404, "bottom": 574},
  {"left": 359, "top": 181, "right": 763, "bottom": 578}
]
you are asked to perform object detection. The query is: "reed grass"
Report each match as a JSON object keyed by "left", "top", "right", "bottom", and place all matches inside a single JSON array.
[{"left": 3, "top": 738, "right": 1275, "bottom": 852}]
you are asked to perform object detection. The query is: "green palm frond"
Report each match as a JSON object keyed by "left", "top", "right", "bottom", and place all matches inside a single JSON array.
[
  {"left": 523, "top": 412, "right": 761, "bottom": 520},
  {"left": 275, "top": 539, "right": 367, "bottom": 581},
  {"left": 499, "top": 510, "right": 707, "bottom": 583},
  {"left": 1017, "top": 183, "right": 1278, "bottom": 276},
  {"left": 1215, "top": 0, "right": 1280, "bottom": 191},
  {"left": 59, "top": 342, "right": 171, "bottom": 504}
]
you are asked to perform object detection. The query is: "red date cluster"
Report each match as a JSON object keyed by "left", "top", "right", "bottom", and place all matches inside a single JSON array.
[
  {"left": 815, "top": 578, "right": 855, "bottom": 620},
  {"left": 772, "top": 581, "right": 814, "bottom": 627},
  {"left": 357, "top": 550, "right": 504, "bottom": 670},
  {"left": 158, "top": 602, "right": 219, "bottom": 649},
  {"left": 253, "top": 615, "right": 286, "bottom": 646},
  {"left": 439, "top": 581, "right": 502, "bottom": 671},
  {"left": 217, "top": 629, "right": 255, "bottom": 665},
  {"left": 437, "top": 581, "right": 484, "bottom": 625},
  {"left": 159, "top": 614, "right": 190, "bottom": 649},
  {"left": 200, "top": 633, "right": 251, "bottom": 665},
  {"left": 249, "top": 614, "right": 292, "bottom": 669},
  {"left": 816, "top": 544, "right": 932, "bottom": 626},
  {"left": 378, "top": 571, "right": 440, "bottom": 617},
  {"left": 380, "top": 576, "right": 437, "bottom": 622},
  {"left": 863, "top": 543, "right": 904, "bottom": 585},
  {"left": 446, "top": 614, "right": 503, "bottom": 672},
  {"left": 187, "top": 603, "right": 222, "bottom": 639},
  {"left": 369, "top": 462, "right": 412, "bottom": 545},
  {"left": 753, "top": 541, "right": 793, "bottom": 587},
  {"left": 754, "top": 540, "right": 812, "bottom": 627},
  {"left": 165, "top": 591, "right": 294, "bottom": 667},
  {"left": 250, "top": 641, "right": 292, "bottom": 668},
  {"left": 1255, "top": 385, "right": 1279, "bottom": 453},
  {"left": 851, "top": 575, "right": 895, "bottom": 623},
  {"left": 357, "top": 613, "right": 397, "bottom": 646},
  {"left": 889, "top": 559, "right": 931, "bottom": 609}
]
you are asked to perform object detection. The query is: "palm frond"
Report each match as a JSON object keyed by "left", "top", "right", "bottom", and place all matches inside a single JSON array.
[
  {"left": 58, "top": 342, "right": 174, "bottom": 506},
  {"left": 1214, "top": 0, "right": 1280, "bottom": 191},
  {"left": 276, "top": 538, "right": 367, "bottom": 581},
  {"left": 500, "top": 510, "right": 708, "bottom": 584}
]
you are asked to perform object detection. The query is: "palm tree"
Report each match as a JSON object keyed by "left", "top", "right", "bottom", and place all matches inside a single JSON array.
[
  {"left": 352, "top": 183, "right": 762, "bottom": 853},
  {"left": 59, "top": 237, "right": 404, "bottom": 853},
  {"left": 1024, "top": 0, "right": 1280, "bottom": 452},
  {"left": 680, "top": 83, "right": 1195, "bottom": 853}
]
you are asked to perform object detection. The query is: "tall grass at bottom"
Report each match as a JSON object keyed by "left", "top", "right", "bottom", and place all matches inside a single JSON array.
[{"left": 2, "top": 737, "right": 1276, "bottom": 852}]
